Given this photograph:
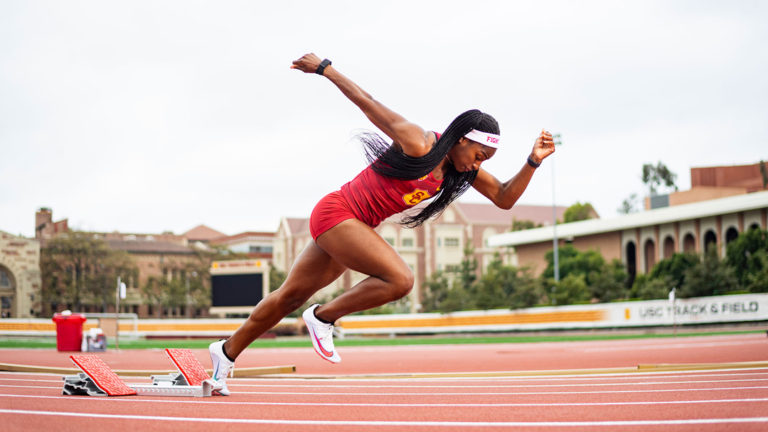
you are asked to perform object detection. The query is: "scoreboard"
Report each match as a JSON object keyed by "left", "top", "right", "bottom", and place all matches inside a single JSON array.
[{"left": 209, "top": 259, "right": 270, "bottom": 317}]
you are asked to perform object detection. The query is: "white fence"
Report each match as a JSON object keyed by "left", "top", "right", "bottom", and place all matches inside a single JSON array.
[
  {"left": 1, "top": 294, "right": 766, "bottom": 337},
  {"left": 336, "top": 293, "right": 768, "bottom": 335}
]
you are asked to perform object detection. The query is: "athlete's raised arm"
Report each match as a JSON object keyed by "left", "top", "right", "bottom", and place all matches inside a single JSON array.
[
  {"left": 291, "top": 53, "right": 433, "bottom": 157},
  {"left": 472, "top": 129, "right": 556, "bottom": 209}
]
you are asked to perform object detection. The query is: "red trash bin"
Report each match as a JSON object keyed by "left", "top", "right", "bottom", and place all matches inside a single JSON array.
[{"left": 52, "top": 312, "right": 87, "bottom": 351}]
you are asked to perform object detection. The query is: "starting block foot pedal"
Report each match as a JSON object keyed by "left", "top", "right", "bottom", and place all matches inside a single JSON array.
[
  {"left": 158, "top": 348, "right": 223, "bottom": 395},
  {"left": 64, "top": 355, "right": 137, "bottom": 396},
  {"left": 164, "top": 348, "right": 213, "bottom": 386}
]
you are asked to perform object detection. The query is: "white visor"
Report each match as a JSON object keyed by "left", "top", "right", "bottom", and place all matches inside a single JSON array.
[{"left": 464, "top": 129, "right": 500, "bottom": 148}]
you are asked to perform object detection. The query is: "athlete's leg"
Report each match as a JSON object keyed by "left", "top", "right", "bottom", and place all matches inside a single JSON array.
[
  {"left": 314, "top": 219, "right": 414, "bottom": 323},
  {"left": 224, "top": 242, "right": 346, "bottom": 358}
]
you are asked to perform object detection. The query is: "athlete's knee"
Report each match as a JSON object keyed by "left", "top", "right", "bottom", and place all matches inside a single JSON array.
[
  {"left": 388, "top": 268, "right": 414, "bottom": 300},
  {"left": 277, "top": 290, "right": 309, "bottom": 314},
  {"left": 255, "top": 286, "right": 307, "bottom": 317}
]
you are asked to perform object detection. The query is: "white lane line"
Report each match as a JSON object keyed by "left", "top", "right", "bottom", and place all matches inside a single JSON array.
[
  {"left": 580, "top": 340, "right": 766, "bottom": 352},
  {"left": 0, "top": 385, "right": 62, "bottom": 389},
  {"left": 272, "top": 367, "right": 768, "bottom": 381},
  {"left": 6, "top": 377, "right": 768, "bottom": 388},
  {"left": 210, "top": 386, "right": 768, "bottom": 396},
  {"left": 1, "top": 409, "right": 767, "bottom": 427},
  {"left": 224, "top": 378, "right": 768, "bottom": 388},
  {"left": 4, "top": 368, "right": 768, "bottom": 383},
  {"left": 3, "top": 393, "right": 768, "bottom": 407},
  {"left": 3, "top": 384, "right": 768, "bottom": 395}
]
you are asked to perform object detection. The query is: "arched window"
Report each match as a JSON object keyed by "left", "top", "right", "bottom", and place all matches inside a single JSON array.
[
  {"left": 644, "top": 239, "right": 656, "bottom": 272},
  {"left": 663, "top": 235, "right": 675, "bottom": 259},
  {"left": 0, "top": 266, "right": 16, "bottom": 318},
  {"left": 683, "top": 233, "right": 696, "bottom": 253},
  {"left": 704, "top": 230, "right": 717, "bottom": 253},
  {"left": 725, "top": 227, "right": 739, "bottom": 245},
  {"left": 625, "top": 241, "right": 636, "bottom": 288}
]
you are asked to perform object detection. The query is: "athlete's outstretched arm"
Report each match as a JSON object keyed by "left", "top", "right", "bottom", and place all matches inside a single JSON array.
[
  {"left": 472, "top": 130, "right": 556, "bottom": 209},
  {"left": 291, "top": 53, "right": 433, "bottom": 157}
]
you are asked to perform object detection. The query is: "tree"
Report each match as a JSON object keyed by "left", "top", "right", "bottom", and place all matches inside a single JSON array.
[
  {"left": 141, "top": 251, "right": 213, "bottom": 317},
  {"left": 457, "top": 244, "right": 477, "bottom": 292},
  {"left": 630, "top": 274, "right": 673, "bottom": 300},
  {"left": 588, "top": 259, "right": 629, "bottom": 302},
  {"left": 741, "top": 250, "right": 768, "bottom": 293},
  {"left": 563, "top": 202, "right": 597, "bottom": 223},
  {"left": 427, "top": 245, "right": 478, "bottom": 313},
  {"left": 551, "top": 274, "right": 591, "bottom": 305},
  {"left": 420, "top": 270, "right": 473, "bottom": 313},
  {"left": 40, "top": 231, "right": 136, "bottom": 315},
  {"left": 642, "top": 161, "right": 678, "bottom": 196},
  {"left": 471, "top": 254, "right": 542, "bottom": 310},
  {"left": 648, "top": 252, "right": 700, "bottom": 290},
  {"left": 542, "top": 245, "right": 628, "bottom": 304},
  {"left": 511, "top": 219, "right": 542, "bottom": 231},
  {"left": 420, "top": 271, "right": 450, "bottom": 313},
  {"left": 725, "top": 227, "right": 768, "bottom": 292},
  {"left": 270, "top": 268, "right": 287, "bottom": 292},
  {"left": 618, "top": 193, "right": 639, "bottom": 214},
  {"left": 680, "top": 248, "right": 738, "bottom": 298}
]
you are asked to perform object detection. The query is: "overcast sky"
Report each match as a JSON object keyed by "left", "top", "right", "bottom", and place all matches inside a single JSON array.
[{"left": 1, "top": 0, "right": 766, "bottom": 238}]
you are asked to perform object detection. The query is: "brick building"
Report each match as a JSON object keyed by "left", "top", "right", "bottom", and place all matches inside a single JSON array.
[
  {"left": 272, "top": 201, "right": 566, "bottom": 312},
  {"left": 210, "top": 231, "right": 275, "bottom": 259},
  {"left": 35, "top": 209, "right": 218, "bottom": 317},
  {"left": 0, "top": 231, "right": 41, "bottom": 318},
  {"left": 492, "top": 163, "right": 768, "bottom": 282},
  {"left": 647, "top": 161, "right": 768, "bottom": 209}
]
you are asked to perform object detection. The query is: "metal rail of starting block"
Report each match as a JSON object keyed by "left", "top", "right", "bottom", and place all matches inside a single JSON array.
[{"left": 132, "top": 380, "right": 216, "bottom": 397}]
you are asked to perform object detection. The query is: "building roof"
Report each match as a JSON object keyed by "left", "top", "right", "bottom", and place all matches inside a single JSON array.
[
  {"left": 0, "top": 230, "right": 38, "bottom": 243},
  {"left": 211, "top": 231, "right": 275, "bottom": 246},
  {"left": 454, "top": 202, "right": 568, "bottom": 226},
  {"left": 107, "top": 239, "right": 195, "bottom": 254},
  {"left": 182, "top": 224, "right": 226, "bottom": 242},
  {"left": 489, "top": 190, "right": 768, "bottom": 247}
]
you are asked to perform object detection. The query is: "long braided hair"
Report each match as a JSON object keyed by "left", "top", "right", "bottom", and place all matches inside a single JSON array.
[{"left": 358, "top": 109, "right": 500, "bottom": 227}]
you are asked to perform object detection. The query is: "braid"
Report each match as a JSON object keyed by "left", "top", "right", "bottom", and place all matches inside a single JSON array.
[{"left": 357, "top": 109, "right": 500, "bottom": 227}]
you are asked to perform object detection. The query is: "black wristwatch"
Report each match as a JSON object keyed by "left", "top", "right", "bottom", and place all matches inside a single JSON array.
[
  {"left": 527, "top": 155, "right": 541, "bottom": 168},
  {"left": 316, "top": 59, "right": 332, "bottom": 75}
]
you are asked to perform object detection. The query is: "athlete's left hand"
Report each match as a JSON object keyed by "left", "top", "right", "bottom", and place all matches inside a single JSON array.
[{"left": 530, "top": 129, "right": 556, "bottom": 165}]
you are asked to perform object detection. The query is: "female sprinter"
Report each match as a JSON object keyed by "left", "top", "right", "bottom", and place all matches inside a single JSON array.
[{"left": 208, "top": 53, "right": 556, "bottom": 394}]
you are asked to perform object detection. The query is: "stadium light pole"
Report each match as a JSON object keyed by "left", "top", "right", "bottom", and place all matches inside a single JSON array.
[{"left": 551, "top": 134, "right": 562, "bottom": 303}]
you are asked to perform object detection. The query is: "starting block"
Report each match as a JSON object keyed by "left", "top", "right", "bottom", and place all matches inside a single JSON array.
[{"left": 63, "top": 349, "right": 223, "bottom": 397}]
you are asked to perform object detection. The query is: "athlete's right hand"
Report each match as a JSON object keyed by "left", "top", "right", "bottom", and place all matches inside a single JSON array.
[{"left": 291, "top": 53, "right": 323, "bottom": 74}]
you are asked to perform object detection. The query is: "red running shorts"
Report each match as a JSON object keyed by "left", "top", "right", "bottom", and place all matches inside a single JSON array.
[{"left": 309, "top": 191, "right": 360, "bottom": 240}]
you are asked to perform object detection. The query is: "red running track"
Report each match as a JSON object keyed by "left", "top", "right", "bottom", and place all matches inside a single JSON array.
[{"left": 1, "top": 333, "right": 767, "bottom": 431}]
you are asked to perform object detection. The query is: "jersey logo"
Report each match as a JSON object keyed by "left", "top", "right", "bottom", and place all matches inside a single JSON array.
[{"left": 403, "top": 189, "right": 431, "bottom": 206}]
